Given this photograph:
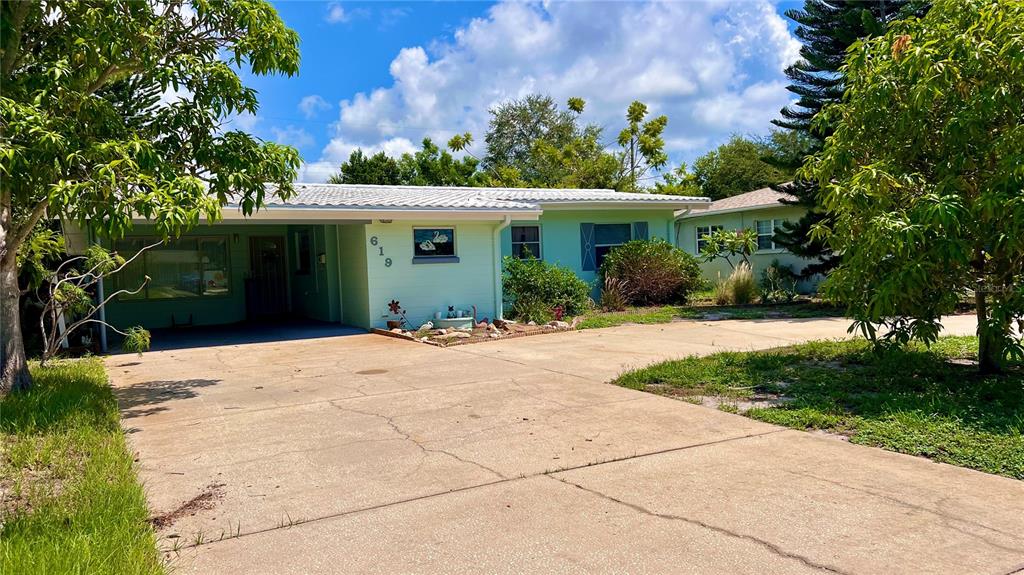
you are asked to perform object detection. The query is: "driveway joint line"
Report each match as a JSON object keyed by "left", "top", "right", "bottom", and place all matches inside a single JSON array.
[
  {"left": 545, "top": 474, "right": 852, "bottom": 575},
  {"left": 179, "top": 428, "right": 787, "bottom": 550}
]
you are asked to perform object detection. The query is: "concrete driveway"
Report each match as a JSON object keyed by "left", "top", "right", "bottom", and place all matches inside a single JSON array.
[{"left": 108, "top": 315, "right": 1024, "bottom": 574}]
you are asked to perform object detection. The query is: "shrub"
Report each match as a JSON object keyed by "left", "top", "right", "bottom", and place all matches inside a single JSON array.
[
  {"left": 760, "top": 260, "right": 799, "bottom": 304},
  {"left": 728, "top": 262, "right": 757, "bottom": 304},
  {"left": 713, "top": 275, "right": 732, "bottom": 305},
  {"left": 502, "top": 256, "right": 591, "bottom": 319},
  {"left": 599, "top": 239, "right": 704, "bottom": 306},
  {"left": 600, "top": 277, "right": 629, "bottom": 311}
]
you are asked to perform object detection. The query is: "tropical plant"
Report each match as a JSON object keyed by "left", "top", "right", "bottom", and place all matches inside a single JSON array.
[
  {"left": 771, "top": 0, "right": 926, "bottom": 277},
  {"left": 699, "top": 229, "right": 757, "bottom": 270},
  {"left": 502, "top": 256, "right": 591, "bottom": 319},
  {"left": 599, "top": 239, "right": 703, "bottom": 306},
  {"left": 616, "top": 101, "right": 668, "bottom": 193},
  {"left": 599, "top": 276, "right": 629, "bottom": 312},
  {"left": 760, "top": 260, "right": 799, "bottom": 304},
  {"left": 1, "top": 0, "right": 301, "bottom": 393},
  {"left": 805, "top": 0, "right": 1024, "bottom": 373}
]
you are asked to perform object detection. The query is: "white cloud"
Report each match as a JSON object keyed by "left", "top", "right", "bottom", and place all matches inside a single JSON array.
[
  {"left": 227, "top": 111, "right": 260, "bottom": 132},
  {"left": 300, "top": 0, "right": 802, "bottom": 182},
  {"left": 270, "top": 125, "right": 315, "bottom": 149},
  {"left": 298, "top": 94, "right": 331, "bottom": 119},
  {"left": 325, "top": 2, "right": 348, "bottom": 24}
]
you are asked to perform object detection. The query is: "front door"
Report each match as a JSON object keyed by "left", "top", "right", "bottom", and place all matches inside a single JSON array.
[{"left": 247, "top": 236, "right": 288, "bottom": 320}]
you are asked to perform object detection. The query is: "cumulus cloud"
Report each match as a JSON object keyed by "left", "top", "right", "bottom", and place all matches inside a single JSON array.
[
  {"left": 298, "top": 137, "right": 419, "bottom": 182},
  {"left": 270, "top": 126, "right": 315, "bottom": 149},
  {"left": 299, "top": 0, "right": 801, "bottom": 182},
  {"left": 325, "top": 2, "right": 348, "bottom": 24},
  {"left": 298, "top": 94, "right": 331, "bottom": 119}
]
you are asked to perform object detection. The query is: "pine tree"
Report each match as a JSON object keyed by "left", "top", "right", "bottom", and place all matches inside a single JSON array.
[{"left": 771, "top": 0, "right": 926, "bottom": 278}]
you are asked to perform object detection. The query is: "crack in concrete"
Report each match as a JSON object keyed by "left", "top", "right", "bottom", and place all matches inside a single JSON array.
[
  {"left": 177, "top": 428, "right": 787, "bottom": 551},
  {"left": 783, "top": 469, "right": 1024, "bottom": 549},
  {"left": 546, "top": 474, "right": 851, "bottom": 575},
  {"left": 328, "top": 402, "right": 508, "bottom": 481}
]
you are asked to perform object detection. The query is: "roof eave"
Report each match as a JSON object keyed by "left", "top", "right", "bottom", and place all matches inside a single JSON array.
[
  {"left": 214, "top": 205, "right": 543, "bottom": 222},
  {"left": 680, "top": 202, "right": 788, "bottom": 219}
]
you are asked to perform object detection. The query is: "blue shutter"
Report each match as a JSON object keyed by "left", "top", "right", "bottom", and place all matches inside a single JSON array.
[
  {"left": 580, "top": 223, "right": 596, "bottom": 271},
  {"left": 633, "top": 221, "right": 649, "bottom": 241}
]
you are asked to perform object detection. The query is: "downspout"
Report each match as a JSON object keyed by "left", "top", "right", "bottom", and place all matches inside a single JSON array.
[
  {"left": 492, "top": 215, "right": 512, "bottom": 320},
  {"left": 673, "top": 208, "right": 692, "bottom": 249}
]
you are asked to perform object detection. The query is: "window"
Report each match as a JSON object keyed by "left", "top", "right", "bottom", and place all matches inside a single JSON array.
[
  {"left": 295, "top": 230, "right": 311, "bottom": 275},
  {"left": 593, "top": 223, "right": 631, "bottom": 268},
  {"left": 510, "top": 225, "right": 541, "bottom": 259},
  {"left": 695, "top": 225, "right": 723, "bottom": 255},
  {"left": 755, "top": 220, "right": 785, "bottom": 251},
  {"left": 114, "top": 237, "right": 230, "bottom": 300},
  {"left": 413, "top": 227, "right": 456, "bottom": 259}
]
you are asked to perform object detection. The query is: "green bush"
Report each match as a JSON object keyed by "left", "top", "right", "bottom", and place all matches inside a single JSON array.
[
  {"left": 600, "top": 276, "right": 629, "bottom": 311},
  {"left": 502, "top": 256, "right": 592, "bottom": 320},
  {"left": 599, "top": 239, "right": 704, "bottom": 306},
  {"left": 760, "top": 259, "right": 799, "bottom": 304}
]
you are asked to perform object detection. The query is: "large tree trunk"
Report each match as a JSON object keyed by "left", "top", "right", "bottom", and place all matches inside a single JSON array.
[
  {"left": 1, "top": 258, "right": 31, "bottom": 395},
  {"left": 974, "top": 288, "right": 1003, "bottom": 375}
]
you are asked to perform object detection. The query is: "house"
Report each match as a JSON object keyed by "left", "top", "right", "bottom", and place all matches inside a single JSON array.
[
  {"left": 677, "top": 186, "right": 818, "bottom": 292},
  {"left": 83, "top": 184, "right": 709, "bottom": 335}
]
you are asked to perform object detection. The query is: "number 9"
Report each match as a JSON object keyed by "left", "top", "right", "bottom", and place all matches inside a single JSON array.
[{"left": 385, "top": 257, "right": 392, "bottom": 267}]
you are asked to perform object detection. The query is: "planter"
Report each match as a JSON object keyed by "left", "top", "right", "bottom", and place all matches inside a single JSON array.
[{"left": 386, "top": 320, "right": 403, "bottom": 330}]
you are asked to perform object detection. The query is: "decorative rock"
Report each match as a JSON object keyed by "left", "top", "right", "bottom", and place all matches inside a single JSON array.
[
  {"left": 492, "top": 319, "right": 509, "bottom": 329},
  {"left": 570, "top": 316, "right": 583, "bottom": 329},
  {"left": 542, "top": 324, "right": 555, "bottom": 330},
  {"left": 489, "top": 333, "right": 500, "bottom": 338},
  {"left": 486, "top": 323, "right": 498, "bottom": 332},
  {"left": 548, "top": 320, "right": 570, "bottom": 329},
  {"left": 420, "top": 336, "right": 430, "bottom": 342},
  {"left": 389, "top": 328, "right": 403, "bottom": 334},
  {"left": 436, "top": 328, "right": 447, "bottom": 335},
  {"left": 527, "top": 321, "right": 537, "bottom": 326}
]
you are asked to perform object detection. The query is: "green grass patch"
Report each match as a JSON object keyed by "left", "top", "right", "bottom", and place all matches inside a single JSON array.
[
  {"left": 612, "top": 336, "right": 1024, "bottom": 479},
  {"left": 1, "top": 359, "right": 163, "bottom": 575},
  {"left": 578, "top": 302, "right": 843, "bottom": 329}
]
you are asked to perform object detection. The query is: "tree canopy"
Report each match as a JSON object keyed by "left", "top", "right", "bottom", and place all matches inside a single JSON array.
[
  {"left": 689, "top": 134, "right": 794, "bottom": 200},
  {"left": 1, "top": 0, "right": 302, "bottom": 392},
  {"left": 771, "top": 0, "right": 924, "bottom": 276},
  {"left": 806, "top": 0, "right": 1024, "bottom": 373}
]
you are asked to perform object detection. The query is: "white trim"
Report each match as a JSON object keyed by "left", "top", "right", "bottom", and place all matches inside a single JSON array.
[
  {"left": 539, "top": 201, "right": 706, "bottom": 211},
  {"left": 190, "top": 207, "right": 543, "bottom": 223},
  {"left": 510, "top": 223, "right": 542, "bottom": 260}
]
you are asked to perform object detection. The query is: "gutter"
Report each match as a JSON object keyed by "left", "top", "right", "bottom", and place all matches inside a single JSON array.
[
  {"left": 492, "top": 215, "right": 512, "bottom": 320},
  {"left": 673, "top": 208, "right": 692, "bottom": 248}
]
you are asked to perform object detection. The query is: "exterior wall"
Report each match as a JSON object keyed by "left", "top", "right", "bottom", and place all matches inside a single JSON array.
[
  {"left": 337, "top": 224, "right": 371, "bottom": 329},
  {"left": 500, "top": 209, "right": 678, "bottom": 292},
  {"left": 363, "top": 220, "right": 501, "bottom": 329},
  {"left": 678, "top": 205, "right": 819, "bottom": 292},
  {"left": 287, "top": 224, "right": 341, "bottom": 323},
  {"left": 102, "top": 223, "right": 339, "bottom": 331}
]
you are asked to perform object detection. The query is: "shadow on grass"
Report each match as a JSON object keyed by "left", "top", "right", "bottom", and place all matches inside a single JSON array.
[
  {"left": 0, "top": 360, "right": 118, "bottom": 435},
  {"left": 613, "top": 336, "right": 1024, "bottom": 479}
]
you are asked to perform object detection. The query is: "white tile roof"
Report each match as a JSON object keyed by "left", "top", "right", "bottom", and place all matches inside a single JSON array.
[{"left": 253, "top": 183, "right": 708, "bottom": 212}]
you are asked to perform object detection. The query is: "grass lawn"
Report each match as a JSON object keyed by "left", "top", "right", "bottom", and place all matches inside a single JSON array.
[
  {"left": 0, "top": 359, "right": 163, "bottom": 575},
  {"left": 578, "top": 302, "right": 843, "bottom": 330},
  {"left": 613, "top": 336, "right": 1024, "bottom": 479}
]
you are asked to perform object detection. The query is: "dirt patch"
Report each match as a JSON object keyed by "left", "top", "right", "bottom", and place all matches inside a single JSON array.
[
  {"left": 149, "top": 482, "right": 226, "bottom": 529},
  {"left": 0, "top": 436, "right": 79, "bottom": 522},
  {"left": 643, "top": 384, "right": 794, "bottom": 412}
]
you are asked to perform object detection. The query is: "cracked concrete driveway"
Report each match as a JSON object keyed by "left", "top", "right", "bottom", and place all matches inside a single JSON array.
[{"left": 108, "top": 315, "right": 1024, "bottom": 574}]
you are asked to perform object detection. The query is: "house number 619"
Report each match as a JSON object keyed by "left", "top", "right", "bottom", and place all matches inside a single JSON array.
[{"left": 370, "top": 236, "right": 392, "bottom": 267}]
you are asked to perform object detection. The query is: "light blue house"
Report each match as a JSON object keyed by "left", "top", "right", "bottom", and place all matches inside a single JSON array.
[{"left": 78, "top": 184, "right": 708, "bottom": 334}]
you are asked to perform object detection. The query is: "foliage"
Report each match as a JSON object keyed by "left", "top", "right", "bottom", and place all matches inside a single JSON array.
[
  {"left": 399, "top": 138, "right": 485, "bottom": 187},
  {"left": 0, "top": 359, "right": 163, "bottom": 573},
  {"left": 760, "top": 260, "right": 799, "bottom": 304},
  {"left": 770, "top": 0, "right": 924, "bottom": 276},
  {"left": 1, "top": 0, "right": 301, "bottom": 392},
  {"left": 713, "top": 277, "right": 732, "bottom": 306},
  {"left": 726, "top": 262, "right": 757, "bottom": 305},
  {"left": 32, "top": 243, "right": 155, "bottom": 364},
  {"left": 616, "top": 101, "right": 668, "bottom": 193},
  {"left": 613, "top": 336, "right": 1024, "bottom": 479},
  {"left": 699, "top": 228, "right": 756, "bottom": 270},
  {"left": 599, "top": 239, "right": 703, "bottom": 306},
  {"left": 805, "top": 0, "right": 1024, "bottom": 372},
  {"left": 599, "top": 276, "right": 629, "bottom": 312},
  {"left": 691, "top": 135, "right": 790, "bottom": 200},
  {"left": 577, "top": 303, "right": 843, "bottom": 330},
  {"left": 502, "top": 255, "right": 591, "bottom": 320},
  {"left": 509, "top": 298, "right": 554, "bottom": 325},
  {"left": 328, "top": 149, "right": 402, "bottom": 185},
  {"left": 652, "top": 163, "right": 701, "bottom": 196}
]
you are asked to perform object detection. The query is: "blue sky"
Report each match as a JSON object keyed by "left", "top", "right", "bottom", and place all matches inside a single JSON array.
[{"left": 234, "top": 1, "right": 806, "bottom": 183}]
